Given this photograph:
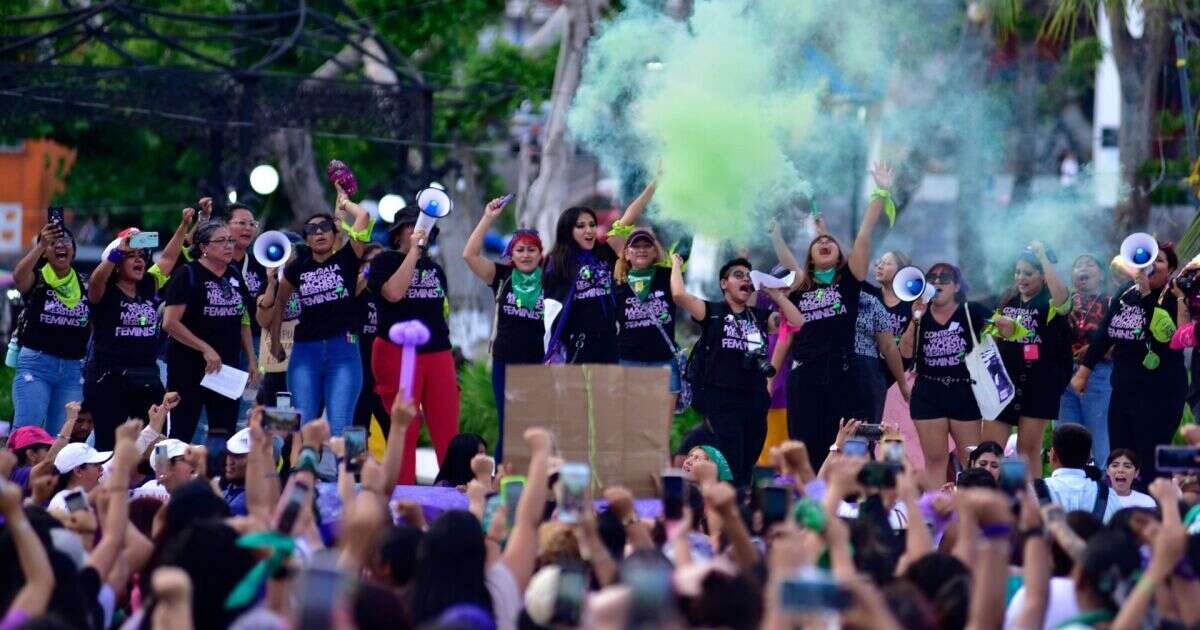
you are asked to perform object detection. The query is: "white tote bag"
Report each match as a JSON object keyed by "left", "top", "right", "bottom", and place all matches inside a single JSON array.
[{"left": 962, "top": 303, "right": 1016, "bottom": 421}]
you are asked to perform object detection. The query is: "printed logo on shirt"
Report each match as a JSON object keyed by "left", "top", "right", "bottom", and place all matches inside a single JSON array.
[
  {"left": 364, "top": 301, "right": 379, "bottom": 335},
  {"left": 283, "top": 294, "right": 301, "bottom": 321},
  {"left": 575, "top": 264, "right": 612, "bottom": 301},
  {"left": 921, "top": 324, "right": 969, "bottom": 367},
  {"left": 244, "top": 269, "right": 264, "bottom": 297},
  {"left": 298, "top": 264, "right": 349, "bottom": 307},
  {"left": 721, "top": 313, "right": 764, "bottom": 352},
  {"left": 405, "top": 269, "right": 444, "bottom": 301},
  {"left": 40, "top": 289, "right": 88, "bottom": 327},
  {"left": 1000, "top": 304, "right": 1042, "bottom": 344},
  {"left": 621, "top": 291, "right": 670, "bottom": 330},
  {"left": 1107, "top": 301, "right": 1146, "bottom": 341},
  {"left": 203, "top": 280, "right": 244, "bottom": 317},
  {"left": 794, "top": 284, "right": 847, "bottom": 323},
  {"left": 502, "top": 289, "right": 543, "bottom": 321},
  {"left": 116, "top": 300, "right": 158, "bottom": 338}
]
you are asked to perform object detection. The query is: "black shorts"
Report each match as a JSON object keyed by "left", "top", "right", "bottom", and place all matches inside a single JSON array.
[
  {"left": 996, "top": 360, "right": 1070, "bottom": 425},
  {"left": 910, "top": 376, "right": 981, "bottom": 421}
]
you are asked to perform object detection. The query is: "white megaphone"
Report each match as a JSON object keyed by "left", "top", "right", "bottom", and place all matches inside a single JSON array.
[
  {"left": 414, "top": 186, "right": 453, "bottom": 247},
  {"left": 1118, "top": 232, "right": 1158, "bottom": 274},
  {"left": 252, "top": 231, "right": 292, "bottom": 269},
  {"left": 892, "top": 266, "right": 937, "bottom": 302}
]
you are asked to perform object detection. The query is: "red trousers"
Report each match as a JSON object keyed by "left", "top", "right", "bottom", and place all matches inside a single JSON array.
[{"left": 372, "top": 339, "right": 460, "bottom": 484}]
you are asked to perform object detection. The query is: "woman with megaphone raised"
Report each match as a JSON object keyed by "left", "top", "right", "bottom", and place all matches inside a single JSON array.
[
  {"left": 464, "top": 195, "right": 543, "bottom": 462},
  {"left": 268, "top": 183, "right": 371, "bottom": 438},
  {"left": 782, "top": 162, "right": 896, "bottom": 469},
  {"left": 898, "top": 263, "right": 990, "bottom": 487},
  {"left": 985, "top": 242, "right": 1073, "bottom": 469},
  {"left": 542, "top": 168, "right": 659, "bottom": 364},
  {"left": 1072, "top": 240, "right": 1185, "bottom": 480},
  {"left": 84, "top": 207, "right": 192, "bottom": 450}
]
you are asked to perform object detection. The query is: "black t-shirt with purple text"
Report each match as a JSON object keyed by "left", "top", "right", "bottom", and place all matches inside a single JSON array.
[
  {"left": 20, "top": 268, "right": 91, "bottom": 360},
  {"left": 367, "top": 252, "right": 451, "bottom": 354},
  {"left": 489, "top": 263, "right": 544, "bottom": 364},
  {"left": 914, "top": 302, "right": 991, "bottom": 379},
  {"left": 283, "top": 245, "right": 361, "bottom": 343},
  {"left": 544, "top": 243, "right": 618, "bottom": 337},
  {"left": 164, "top": 261, "right": 251, "bottom": 366},
  {"left": 788, "top": 270, "right": 863, "bottom": 362},
  {"left": 615, "top": 266, "right": 676, "bottom": 362},
  {"left": 696, "top": 300, "right": 773, "bottom": 392},
  {"left": 89, "top": 275, "right": 161, "bottom": 368}
]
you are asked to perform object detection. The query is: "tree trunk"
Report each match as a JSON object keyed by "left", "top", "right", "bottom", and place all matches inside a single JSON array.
[
  {"left": 1009, "top": 39, "right": 1040, "bottom": 207},
  {"left": 268, "top": 129, "right": 330, "bottom": 228},
  {"left": 437, "top": 146, "right": 495, "bottom": 360},
  {"left": 518, "top": 0, "right": 607, "bottom": 248},
  {"left": 1108, "top": 3, "right": 1170, "bottom": 238}
]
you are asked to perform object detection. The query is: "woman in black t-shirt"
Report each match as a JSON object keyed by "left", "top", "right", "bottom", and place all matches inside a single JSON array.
[
  {"left": 673, "top": 255, "right": 805, "bottom": 487},
  {"left": 464, "top": 196, "right": 544, "bottom": 461},
  {"left": 784, "top": 163, "right": 895, "bottom": 467},
  {"left": 269, "top": 187, "right": 370, "bottom": 437},
  {"left": 11, "top": 221, "right": 89, "bottom": 434},
  {"left": 542, "top": 174, "right": 657, "bottom": 364},
  {"left": 163, "top": 220, "right": 255, "bottom": 446},
  {"left": 369, "top": 217, "right": 455, "bottom": 484},
  {"left": 989, "top": 242, "right": 1072, "bottom": 467},
  {"left": 614, "top": 228, "right": 680, "bottom": 406},
  {"left": 898, "top": 262, "right": 989, "bottom": 487},
  {"left": 84, "top": 210, "right": 192, "bottom": 450}
]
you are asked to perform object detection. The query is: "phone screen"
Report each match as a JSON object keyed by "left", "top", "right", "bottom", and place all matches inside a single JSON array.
[
  {"left": 47, "top": 206, "right": 64, "bottom": 226},
  {"left": 276, "top": 392, "right": 292, "bottom": 409},
  {"left": 65, "top": 490, "right": 88, "bottom": 513},
  {"left": 557, "top": 463, "right": 589, "bottom": 524},
  {"left": 263, "top": 407, "right": 302, "bottom": 434},
  {"left": 344, "top": 427, "right": 367, "bottom": 473},
  {"left": 842, "top": 438, "right": 869, "bottom": 457},
  {"left": 552, "top": 563, "right": 587, "bottom": 625},
  {"left": 1157, "top": 446, "right": 1200, "bottom": 473},
  {"left": 129, "top": 231, "right": 159, "bottom": 249},
  {"left": 276, "top": 480, "right": 310, "bottom": 534},
  {"left": 779, "top": 576, "right": 852, "bottom": 612},
  {"left": 662, "top": 470, "right": 685, "bottom": 521},
  {"left": 761, "top": 485, "right": 790, "bottom": 528},
  {"left": 999, "top": 457, "right": 1028, "bottom": 494},
  {"left": 882, "top": 440, "right": 904, "bottom": 467},
  {"left": 154, "top": 443, "right": 171, "bottom": 472},
  {"left": 501, "top": 477, "right": 525, "bottom": 529}
]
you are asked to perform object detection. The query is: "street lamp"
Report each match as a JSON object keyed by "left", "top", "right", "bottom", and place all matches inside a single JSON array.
[
  {"left": 379, "top": 194, "right": 407, "bottom": 223},
  {"left": 249, "top": 164, "right": 280, "bottom": 195}
]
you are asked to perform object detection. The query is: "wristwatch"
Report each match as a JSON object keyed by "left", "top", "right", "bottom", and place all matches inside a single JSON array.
[{"left": 828, "top": 444, "right": 840, "bottom": 453}]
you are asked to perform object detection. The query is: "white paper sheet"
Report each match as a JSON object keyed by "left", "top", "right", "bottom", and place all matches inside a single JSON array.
[
  {"left": 749, "top": 270, "right": 794, "bottom": 291},
  {"left": 200, "top": 365, "right": 249, "bottom": 400}
]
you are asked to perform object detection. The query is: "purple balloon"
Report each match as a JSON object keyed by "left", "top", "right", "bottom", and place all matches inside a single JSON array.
[{"left": 389, "top": 320, "right": 431, "bottom": 346}]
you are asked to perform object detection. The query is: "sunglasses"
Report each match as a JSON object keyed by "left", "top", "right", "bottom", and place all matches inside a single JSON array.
[
  {"left": 927, "top": 272, "right": 957, "bottom": 284},
  {"left": 303, "top": 220, "right": 335, "bottom": 236}
]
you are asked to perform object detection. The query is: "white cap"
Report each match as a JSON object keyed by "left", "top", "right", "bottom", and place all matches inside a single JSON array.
[
  {"left": 523, "top": 565, "right": 560, "bottom": 626},
  {"left": 54, "top": 443, "right": 112, "bottom": 474},
  {"left": 150, "top": 439, "right": 189, "bottom": 474},
  {"left": 226, "top": 428, "right": 252, "bottom": 456}
]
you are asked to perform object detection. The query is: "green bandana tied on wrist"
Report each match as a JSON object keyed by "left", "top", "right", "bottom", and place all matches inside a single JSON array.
[
  {"left": 511, "top": 267, "right": 543, "bottom": 311},
  {"left": 628, "top": 267, "right": 655, "bottom": 301},
  {"left": 40, "top": 266, "right": 82, "bottom": 308},
  {"left": 813, "top": 268, "right": 836, "bottom": 285},
  {"left": 225, "top": 531, "right": 296, "bottom": 609},
  {"left": 871, "top": 187, "right": 897, "bottom": 226}
]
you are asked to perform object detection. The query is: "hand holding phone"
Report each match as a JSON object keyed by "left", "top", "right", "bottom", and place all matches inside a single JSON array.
[
  {"left": 501, "top": 476, "right": 526, "bottom": 530},
  {"left": 129, "top": 231, "right": 159, "bottom": 250},
  {"left": 343, "top": 427, "right": 367, "bottom": 474},
  {"left": 276, "top": 479, "right": 311, "bottom": 535},
  {"left": 999, "top": 456, "right": 1028, "bottom": 494},
  {"left": 662, "top": 469, "right": 685, "bottom": 521},
  {"left": 263, "top": 407, "right": 302, "bottom": 434},
  {"left": 64, "top": 490, "right": 88, "bottom": 513},
  {"left": 557, "top": 463, "right": 589, "bottom": 524},
  {"left": 760, "top": 484, "right": 791, "bottom": 529}
]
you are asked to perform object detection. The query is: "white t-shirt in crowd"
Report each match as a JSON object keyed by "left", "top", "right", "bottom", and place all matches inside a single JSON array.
[
  {"left": 1112, "top": 490, "right": 1157, "bottom": 511},
  {"left": 486, "top": 561, "right": 521, "bottom": 630},
  {"left": 1004, "top": 577, "right": 1080, "bottom": 630}
]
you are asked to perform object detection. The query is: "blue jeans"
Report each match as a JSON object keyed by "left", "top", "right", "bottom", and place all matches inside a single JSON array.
[
  {"left": 1058, "top": 361, "right": 1113, "bottom": 465},
  {"left": 12, "top": 347, "right": 82, "bottom": 435},
  {"left": 618, "top": 358, "right": 682, "bottom": 393},
  {"left": 287, "top": 336, "right": 362, "bottom": 436}
]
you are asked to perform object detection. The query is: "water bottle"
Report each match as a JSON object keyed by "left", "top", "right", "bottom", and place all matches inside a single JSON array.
[{"left": 5, "top": 338, "right": 18, "bottom": 369}]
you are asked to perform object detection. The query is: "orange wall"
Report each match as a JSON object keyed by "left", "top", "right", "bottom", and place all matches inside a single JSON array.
[{"left": 0, "top": 139, "right": 76, "bottom": 253}]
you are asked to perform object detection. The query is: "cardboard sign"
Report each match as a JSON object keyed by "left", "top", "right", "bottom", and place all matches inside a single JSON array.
[
  {"left": 259, "top": 320, "right": 296, "bottom": 373},
  {"left": 504, "top": 365, "right": 671, "bottom": 497}
]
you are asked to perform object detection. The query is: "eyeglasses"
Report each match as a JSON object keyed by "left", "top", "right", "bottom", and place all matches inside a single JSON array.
[
  {"left": 927, "top": 273, "right": 956, "bottom": 284},
  {"left": 726, "top": 270, "right": 750, "bottom": 280},
  {"left": 303, "top": 220, "right": 334, "bottom": 236},
  {"left": 205, "top": 237, "right": 234, "bottom": 246},
  {"left": 229, "top": 219, "right": 259, "bottom": 228}
]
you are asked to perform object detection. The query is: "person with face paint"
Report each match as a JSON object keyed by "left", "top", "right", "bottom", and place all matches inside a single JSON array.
[
  {"left": 1072, "top": 241, "right": 1185, "bottom": 480},
  {"left": 162, "top": 220, "right": 255, "bottom": 447},
  {"left": 11, "top": 217, "right": 90, "bottom": 434},
  {"left": 543, "top": 172, "right": 659, "bottom": 364},
  {"left": 84, "top": 208, "right": 192, "bottom": 450},
  {"left": 464, "top": 196, "right": 543, "bottom": 462},
  {"left": 370, "top": 212, "right": 455, "bottom": 484},
  {"left": 614, "top": 228, "right": 682, "bottom": 409},
  {"left": 270, "top": 184, "right": 371, "bottom": 437},
  {"left": 673, "top": 255, "right": 805, "bottom": 487},
  {"left": 899, "top": 263, "right": 990, "bottom": 487},
  {"left": 1057, "top": 254, "right": 1113, "bottom": 464},
  {"left": 784, "top": 163, "right": 895, "bottom": 469},
  {"left": 987, "top": 241, "right": 1072, "bottom": 469}
]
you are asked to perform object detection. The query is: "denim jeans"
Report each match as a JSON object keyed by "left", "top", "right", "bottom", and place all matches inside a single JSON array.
[
  {"left": 287, "top": 336, "right": 362, "bottom": 436},
  {"left": 1057, "top": 361, "right": 1113, "bottom": 465},
  {"left": 12, "top": 347, "right": 82, "bottom": 434},
  {"left": 618, "top": 358, "right": 682, "bottom": 393}
]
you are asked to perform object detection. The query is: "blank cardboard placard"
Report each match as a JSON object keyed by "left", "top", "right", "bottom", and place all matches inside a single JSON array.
[{"left": 504, "top": 364, "right": 671, "bottom": 497}]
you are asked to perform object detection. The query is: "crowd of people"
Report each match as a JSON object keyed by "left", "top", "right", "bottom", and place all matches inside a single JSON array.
[{"left": 2, "top": 161, "right": 1200, "bottom": 629}]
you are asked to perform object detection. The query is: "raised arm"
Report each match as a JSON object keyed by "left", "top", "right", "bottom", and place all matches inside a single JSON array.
[
  {"left": 154, "top": 207, "right": 196, "bottom": 279},
  {"left": 501, "top": 427, "right": 552, "bottom": 592},
  {"left": 0, "top": 479, "right": 53, "bottom": 617},
  {"left": 670, "top": 254, "right": 706, "bottom": 321},
  {"left": 762, "top": 287, "right": 804, "bottom": 328},
  {"left": 380, "top": 230, "right": 425, "bottom": 302},
  {"left": 336, "top": 185, "right": 370, "bottom": 259},
  {"left": 1029, "top": 241, "right": 1067, "bottom": 307},
  {"left": 464, "top": 197, "right": 509, "bottom": 286},
  {"left": 89, "top": 420, "right": 141, "bottom": 580},
  {"left": 847, "top": 163, "right": 893, "bottom": 281},
  {"left": 379, "top": 387, "right": 416, "bottom": 496},
  {"left": 244, "top": 407, "right": 280, "bottom": 526},
  {"left": 89, "top": 235, "right": 128, "bottom": 304},
  {"left": 609, "top": 166, "right": 659, "bottom": 252},
  {"left": 1012, "top": 489, "right": 1050, "bottom": 630},
  {"left": 256, "top": 269, "right": 279, "bottom": 331},
  {"left": 14, "top": 224, "right": 57, "bottom": 294}
]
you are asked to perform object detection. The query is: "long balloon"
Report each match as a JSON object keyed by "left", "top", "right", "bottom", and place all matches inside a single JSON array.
[{"left": 389, "top": 320, "right": 430, "bottom": 402}]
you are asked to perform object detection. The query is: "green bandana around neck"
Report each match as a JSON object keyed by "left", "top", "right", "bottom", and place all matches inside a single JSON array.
[
  {"left": 40, "top": 265, "right": 81, "bottom": 308},
  {"left": 511, "top": 267, "right": 543, "bottom": 311},
  {"left": 628, "top": 267, "right": 655, "bottom": 301},
  {"left": 813, "top": 268, "right": 836, "bottom": 284}
]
